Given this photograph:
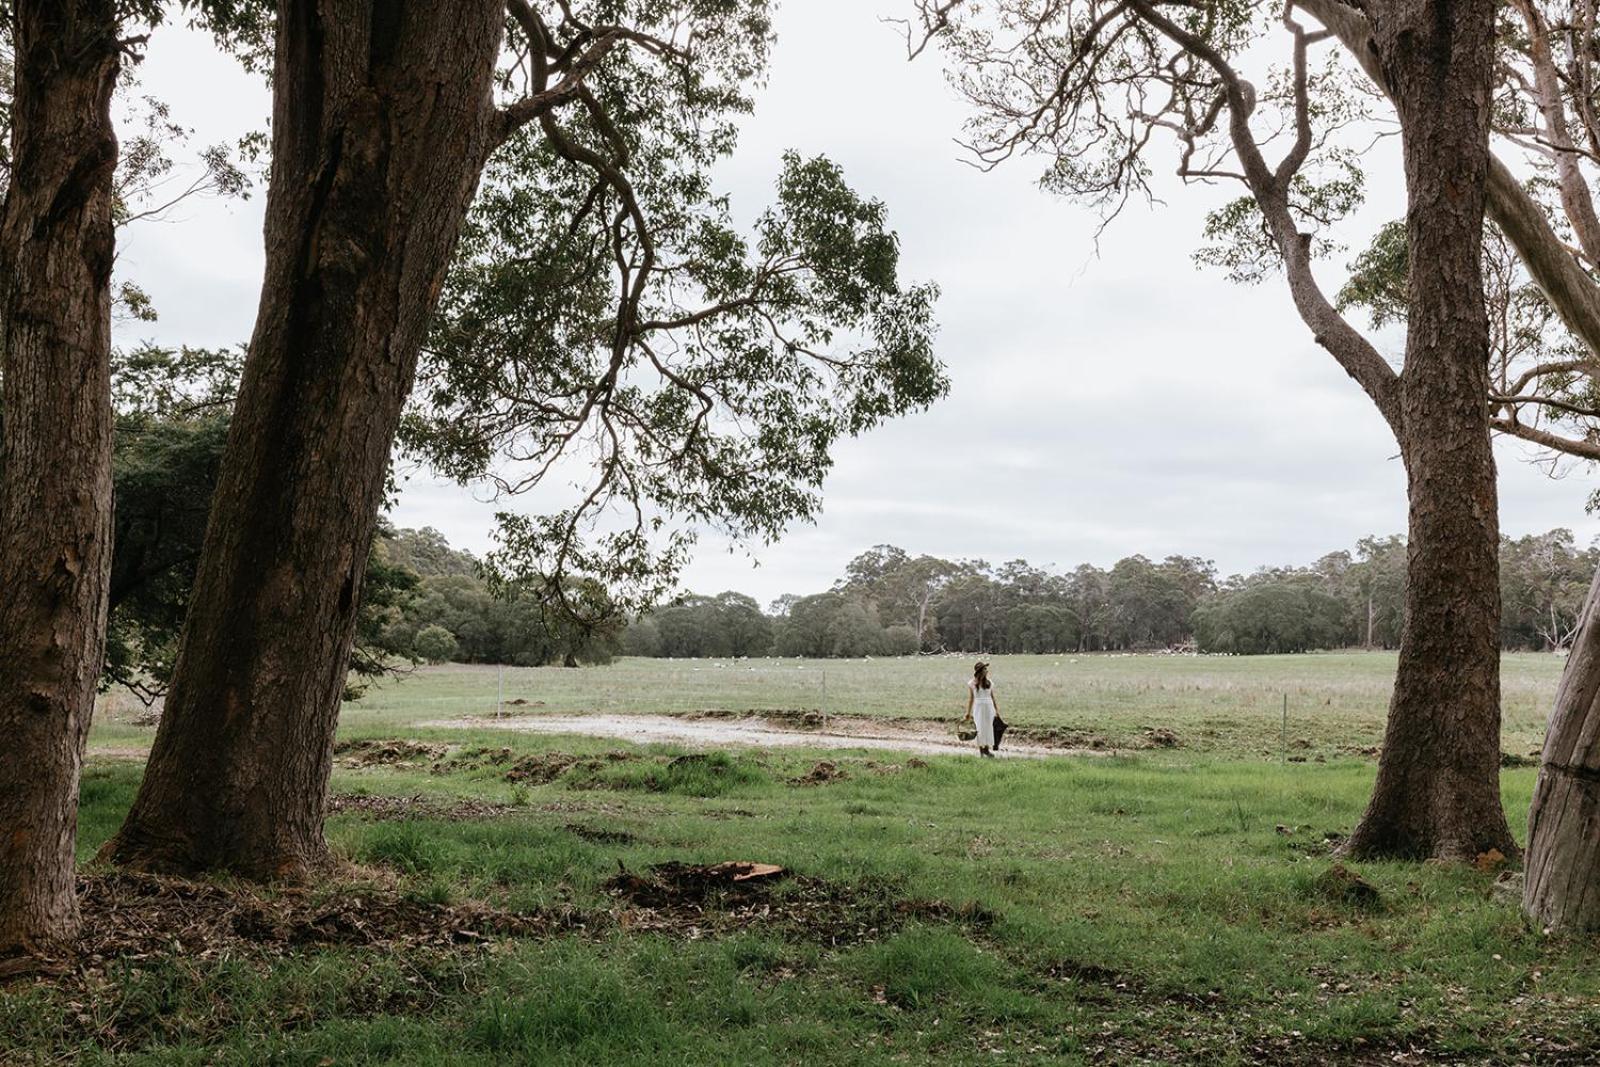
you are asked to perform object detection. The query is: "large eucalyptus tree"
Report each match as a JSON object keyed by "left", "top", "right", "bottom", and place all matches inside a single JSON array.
[
  {"left": 0, "top": 0, "right": 129, "bottom": 966},
  {"left": 914, "top": 0, "right": 1515, "bottom": 860},
  {"left": 1299, "top": 0, "right": 1600, "bottom": 930},
  {"left": 104, "top": 1, "right": 943, "bottom": 880}
]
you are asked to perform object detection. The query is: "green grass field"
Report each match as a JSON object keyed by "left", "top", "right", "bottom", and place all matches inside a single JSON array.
[
  {"left": 22, "top": 652, "right": 1595, "bottom": 1065},
  {"left": 92, "top": 651, "right": 1567, "bottom": 756}
]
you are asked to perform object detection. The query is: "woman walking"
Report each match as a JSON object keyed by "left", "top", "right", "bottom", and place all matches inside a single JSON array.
[{"left": 964, "top": 661, "right": 1000, "bottom": 758}]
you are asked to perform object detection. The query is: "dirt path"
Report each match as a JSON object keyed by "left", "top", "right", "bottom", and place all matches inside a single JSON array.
[{"left": 425, "top": 712, "right": 1098, "bottom": 759}]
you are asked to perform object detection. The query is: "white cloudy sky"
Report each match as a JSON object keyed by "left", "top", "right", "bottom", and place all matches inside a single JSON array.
[{"left": 115, "top": 1, "right": 1600, "bottom": 606}]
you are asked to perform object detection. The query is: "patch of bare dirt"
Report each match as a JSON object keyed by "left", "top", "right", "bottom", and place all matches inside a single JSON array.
[
  {"left": 684, "top": 708, "right": 828, "bottom": 729},
  {"left": 504, "top": 751, "right": 583, "bottom": 783},
  {"left": 327, "top": 792, "right": 519, "bottom": 821},
  {"left": 472, "top": 749, "right": 643, "bottom": 785},
  {"left": 789, "top": 760, "right": 848, "bottom": 786},
  {"left": 564, "top": 823, "right": 637, "bottom": 845},
  {"left": 996, "top": 724, "right": 1115, "bottom": 749},
  {"left": 1046, "top": 958, "right": 1225, "bottom": 1009},
  {"left": 1309, "top": 863, "right": 1383, "bottom": 910},
  {"left": 333, "top": 738, "right": 449, "bottom": 768},
  {"left": 83, "top": 871, "right": 587, "bottom": 955},
  {"left": 1142, "top": 727, "right": 1181, "bottom": 748},
  {"left": 430, "top": 712, "right": 1109, "bottom": 759},
  {"left": 443, "top": 745, "right": 517, "bottom": 771},
  {"left": 603, "top": 860, "right": 995, "bottom": 945}
]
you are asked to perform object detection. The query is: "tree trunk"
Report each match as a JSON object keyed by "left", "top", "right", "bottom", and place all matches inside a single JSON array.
[
  {"left": 1342, "top": 0, "right": 1517, "bottom": 861},
  {"left": 0, "top": 0, "right": 121, "bottom": 957},
  {"left": 101, "top": 0, "right": 505, "bottom": 879},
  {"left": 1523, "top": 566, "right": 1600, "bottom": 930}
]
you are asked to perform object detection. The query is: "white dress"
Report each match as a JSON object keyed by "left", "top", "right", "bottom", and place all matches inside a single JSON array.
[{"left": 968, "top": 680, "right": 996, "bottom": 748}]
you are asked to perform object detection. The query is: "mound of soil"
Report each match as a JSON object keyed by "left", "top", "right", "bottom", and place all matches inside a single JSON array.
[
  {"left": 504, "top": 752, "right": 584, "bottom": 783},
  {"left": 1309, "top": 863, "right": 1382, "bottom": 910},
  {"left": 790, "top": 760, "right": 848, "bottom": 786},
  {"left": 333, "top": 739, "right": 449, "bottom": 767},
  {"left": 1142, "top": 728, "right": 1181, "bottom": 749},
  {"left": 443, "top": 746, "right": 518, "bottom": 772},
  {"left": 327, "top": 792, "right": 519, "bottom": 821},
  {"left": 604, "top": 861, "right": 995, "bottom": 945},
  {"left": 1006, "top": 724, "right": 1112, "bottom": 749}
]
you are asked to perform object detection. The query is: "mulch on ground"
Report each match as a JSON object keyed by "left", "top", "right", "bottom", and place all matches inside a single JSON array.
[
  {"left": 603, "top": 860, "right": 995, "bottom": 945},
  {"left": 72, "top": 870, "right": 590, "bottom": 966}
]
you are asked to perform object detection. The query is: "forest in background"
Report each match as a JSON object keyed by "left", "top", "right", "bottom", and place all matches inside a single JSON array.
[
  {"left": 311, "top": 527, "right": 1597, "bottom": 667},
  {"left": 624, "top": 535, "right": 1599, "bottom": 659}
]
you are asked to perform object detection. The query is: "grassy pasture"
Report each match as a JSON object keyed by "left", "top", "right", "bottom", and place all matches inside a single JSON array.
[
  {"left": 256, "top": 651, "right": 1564, "bottom": 756},
  {"left": 31, "top": 651, "right": 1597, "bottom": 1065}
]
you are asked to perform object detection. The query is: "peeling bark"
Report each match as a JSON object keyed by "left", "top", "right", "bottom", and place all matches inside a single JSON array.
[{"left": 1525, "top": 568, "right": 1600, "bottom": 930}]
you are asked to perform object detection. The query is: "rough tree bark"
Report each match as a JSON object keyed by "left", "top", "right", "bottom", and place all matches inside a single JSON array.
[
  {"left": 1341, "top": 0, "right": 1518, "bottom": 861},
  {"left": 1525, "top": 568, "right": 1600, "bottom": 930},
  {"left": 101, "top": 0, "right": 506, "bottom": 879},
  {"left": 0, "top": 0, "right": 121, "bottom": 957}
]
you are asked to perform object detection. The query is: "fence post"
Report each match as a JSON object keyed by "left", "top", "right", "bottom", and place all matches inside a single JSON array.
[
  {"left": 821, "top": 668, "right": 828, "bottom": 733},
  {"left": 1280, "top": 692, "right": 1287, "bottom": 762}
]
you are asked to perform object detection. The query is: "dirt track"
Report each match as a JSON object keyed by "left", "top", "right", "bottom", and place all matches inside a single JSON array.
[{"left": 424, "top": 712, "right": 1097, "bottom": 759}]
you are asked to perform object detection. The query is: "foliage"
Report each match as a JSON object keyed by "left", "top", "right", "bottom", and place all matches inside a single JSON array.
[
  {"left": 644, "top": 593, "right": 772, "bottom": 659},
  {"left": 1339, "top": 217, "right": 1600, "bottom": 453},
  {"left": 98, "top": 348, "right": 624, "bottom": 695},
  {"left": 377, "top": 568, "right": 624, "bottom": 670},
  {"left": 1192, "top": 582, "right": 1347, "bottom": 654},
  {"left": 403, "top": 0, "right": 945, "bottom": 626},
  {"left": 620, "top": 529, "right": 1596, "bottom": 659},
  {"left": 1500, "top": 529, "right": 1597, "bottom": 651},
  {"left": 381, "top": 527, "right": 480, "bottom": 580},
  {"left": 771, "top": 592, "right": 887, "bottom": 658},
  {"left": 413, "top": 625, "right": 460, "bottom": 665}
]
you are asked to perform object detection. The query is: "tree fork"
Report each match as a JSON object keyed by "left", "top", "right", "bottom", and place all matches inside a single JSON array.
[{"left": 0, "top": 0, "right": 122, "bottom": 957}]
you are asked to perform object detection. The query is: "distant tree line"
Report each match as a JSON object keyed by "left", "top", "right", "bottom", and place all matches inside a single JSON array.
[
  {"left": 368, "top": 528, "right": 623, "bottom": 671},
  {"left": 623, "top": 534, "right": 1599, "bottom": 658}
]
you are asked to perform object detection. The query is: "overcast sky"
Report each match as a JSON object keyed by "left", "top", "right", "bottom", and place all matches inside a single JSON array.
[{"left": 116, "top": 1, "right": 1600, "bottom": 607}]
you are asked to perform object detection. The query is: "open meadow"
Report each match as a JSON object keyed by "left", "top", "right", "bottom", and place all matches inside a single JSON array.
[
  {"left": 17, "top": 651, "right": 1596, "bottom": 1064},
  {"left": 90, "top": 651, "right": 1570, "bottom": 759}
]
